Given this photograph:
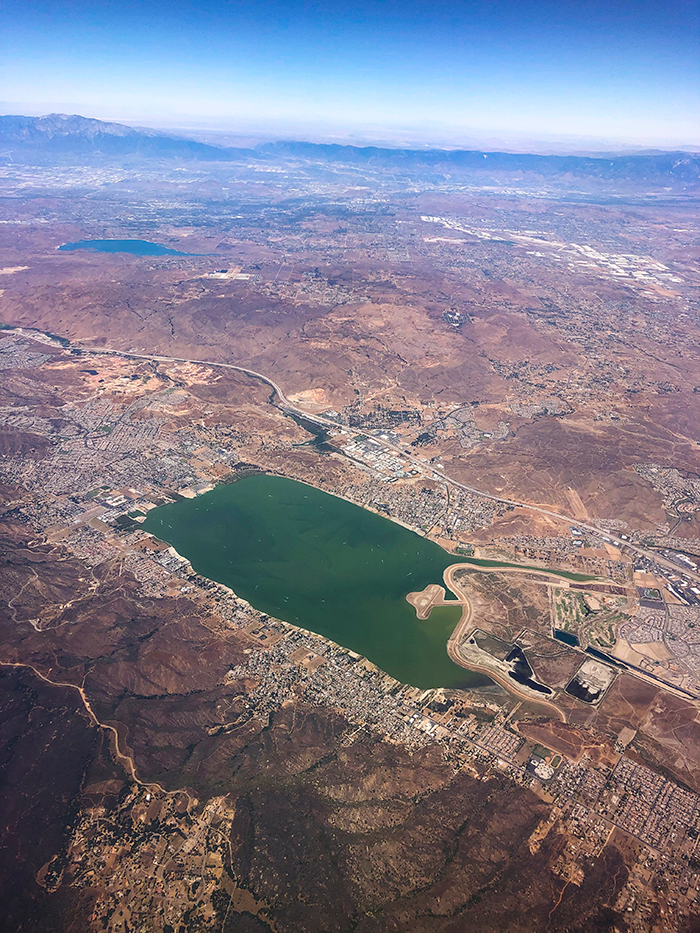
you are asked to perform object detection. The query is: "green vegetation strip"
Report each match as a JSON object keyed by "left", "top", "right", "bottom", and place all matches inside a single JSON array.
[{"left": 455, "top": 556, "right": 597, "bottom": 582}]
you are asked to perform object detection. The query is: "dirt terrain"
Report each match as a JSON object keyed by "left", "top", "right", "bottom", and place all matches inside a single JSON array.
[
  {"left": 0, "top": 524, "right": 632, "bottom": 933},
  {"left": 1, "top": 150, "right": 700, "bottom": 931},
  {"left": 2, "top": 174, "right": 700, "bottom": 535}
]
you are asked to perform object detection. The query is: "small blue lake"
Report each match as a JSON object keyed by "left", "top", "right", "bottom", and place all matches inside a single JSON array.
[{"left": 58, "top": 239, "right": 195, "bottom": 256}]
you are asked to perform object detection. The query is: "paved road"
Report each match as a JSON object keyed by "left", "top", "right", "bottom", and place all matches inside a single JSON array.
[
  {"left": 443, "top": 564, "right": 568, "bottom": 721},
  {"left": 85, "top": 346, "right": 294, "bottom": 408},
  {"left": 75, "top": 341, "right": 700, "bottom": 588}
]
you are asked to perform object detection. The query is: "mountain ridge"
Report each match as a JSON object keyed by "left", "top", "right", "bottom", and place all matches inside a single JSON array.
[
  {"left": 0, "top": 113, "right": 250, "bottom": 161},
  {"left": 2, "top": 113, "right": 699, "bottom": 186}
]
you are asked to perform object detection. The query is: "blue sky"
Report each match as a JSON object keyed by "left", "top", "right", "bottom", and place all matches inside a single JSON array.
[{"left": 2, "top": 0, "right": 698, "bottom": 147}]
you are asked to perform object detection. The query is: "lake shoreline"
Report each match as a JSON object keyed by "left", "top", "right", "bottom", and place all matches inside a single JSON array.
[{"left": 143, "top": 473, "right": 479, "bottom": 689}]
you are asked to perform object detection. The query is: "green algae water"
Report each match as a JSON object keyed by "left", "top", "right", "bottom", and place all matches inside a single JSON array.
[{"left": 143, "top": 474, "right": 483, "bottom": 689}]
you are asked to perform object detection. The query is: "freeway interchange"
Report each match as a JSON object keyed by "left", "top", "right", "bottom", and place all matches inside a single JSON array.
[{"left": 71, "top": 338, "right": 700, "bottom": 591}]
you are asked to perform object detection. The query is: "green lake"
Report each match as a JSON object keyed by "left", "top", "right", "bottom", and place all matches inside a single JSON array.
[
  {"left": 143, "top": 474, "right": 484, "bottom": 689},
  {"left": 58, "top": 239, "right": 194, "bottom": 256}
]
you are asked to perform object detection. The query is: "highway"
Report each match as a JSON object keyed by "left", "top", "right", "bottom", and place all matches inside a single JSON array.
[{"left": 69, "top": 339, "right": 700, "bottom": 588}]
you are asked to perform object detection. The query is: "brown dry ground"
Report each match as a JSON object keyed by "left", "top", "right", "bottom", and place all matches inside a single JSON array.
[
  {"left": 2, "top": 190, "right": 700, "bottom": 535},
  {"left": 514, "top": 631, "right": 583, "bottom": 689},
  {"left": 1, "top": 181, "right": 700, "bottom": 930},
  {"left": 0, "top": 521, "right": 635, "bottom": 933},
  {"left": 0, "top": 362, "right": 688, "bottom": 931},
  {"left": 449, "top": 570, "right": 700, "bottom": 792},
  {"left": 0, "top": 428, "right": 51, "bottom": 458},
  {"left": 449, "top": 569, "right": 553, "bottom": 642},
  {"left": 0, "top": 666, "right": 100, "bottom": 933},
  {"left": 515, "top": 719, "right": 620, "bottom": 768}
]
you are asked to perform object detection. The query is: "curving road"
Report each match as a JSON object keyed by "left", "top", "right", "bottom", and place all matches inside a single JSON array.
[
  {"left": 0, "top": 660, "right": 173, "bottom": 793},
  {"left": 443, "top": 564, "right": 568, "bottom": 721},
  {"left": 67, "top": 338, "right": 700, "bottom": 588}
]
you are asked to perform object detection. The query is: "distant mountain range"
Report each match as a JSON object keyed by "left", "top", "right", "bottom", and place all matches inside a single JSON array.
[
  {"left": 258, "top": 140, "right": 700, "bottom": 187},
  {"left": 0, "top": 113, "right": 248, "bottom": 161},
  {"left": 2, "top": 113, "right": 699, "bottom": 187}
]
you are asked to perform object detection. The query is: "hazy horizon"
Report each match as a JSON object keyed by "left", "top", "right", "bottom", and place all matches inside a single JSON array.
[
  {"left": 4, "top": 106, "right": 700, "bottom": 155},
  {"left": 2, "top": 0, "right": 699, "bottom": 149}
]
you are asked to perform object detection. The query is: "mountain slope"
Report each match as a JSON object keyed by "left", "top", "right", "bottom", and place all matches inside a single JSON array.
[
  {"left": 0, "top": 113, "right": 248, "bottom": 162},
  {"left": 2, "top": 113, "right": 698, "bottom": 188},
  {"left": 258, "top": 140, "right": 700, "bottom": 187}
]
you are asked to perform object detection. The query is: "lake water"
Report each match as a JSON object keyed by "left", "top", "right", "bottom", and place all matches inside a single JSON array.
[
  {"left": 553, "top": 629, "right": 580, "bottom": 647},
  {"left": 58, "top": 239, "right": 192, "bottom": 256},
  {"left": 143, "top": 474, "right": 485, "bottom": 689}
]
